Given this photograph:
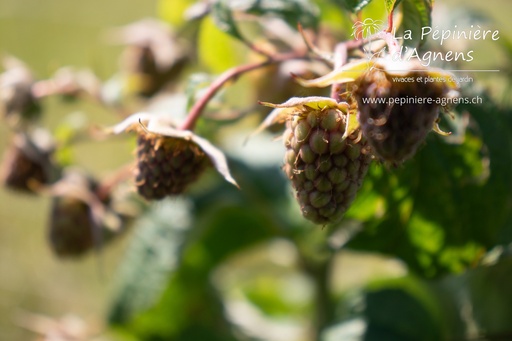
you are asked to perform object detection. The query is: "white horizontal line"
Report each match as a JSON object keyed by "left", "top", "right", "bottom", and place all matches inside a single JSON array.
[{"left": 385, "top": 69, "right": 500, "bottom": 72}]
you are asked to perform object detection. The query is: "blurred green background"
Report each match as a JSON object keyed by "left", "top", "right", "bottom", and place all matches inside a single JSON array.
[
  {"left": 0, "top": 0, "right": 157, "bottom": 339},
  {"left": 1, "top": 0, "right": 512, "bottom": 340}
]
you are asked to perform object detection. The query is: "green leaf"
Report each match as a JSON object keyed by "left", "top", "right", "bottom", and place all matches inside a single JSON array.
[
  {"left": 384, "top": 0, "right": 403, "bottom": 14},
  {"left": 127, "top": 271, "right": 239, "bottom": 341},
  {"left": 464, "top": 257, "right": 512, "bottom": 335},
  {"left": 210, "top": 0, "right": 244, "bottom": 40},
  {"left": 334, "top": 0, "right": 374, "bottom": 13},
  {"left": 185, "top": 161, "right": 289, "bottom": 273},
  {"left": 363, "top": 277, "right": 444, "bottom": 341},
  {"left": 430, "top": 256, "right": 512, "bottom": 339},
  {"left": 108, "top": 199, "right": 191, "bottom": 325},
  {"left": 347, "top": 96, "right": 512, "bottom": 278},
  {"left": 315, "top": 0, "right": 354, "bottom": 34},
  {"left": 213, "top": 0, "right": 320, "bottom": 30},
  {"left": 248, "top": 0, "right": 320, "bottom": 29},
  {"left": 399, "top": 0, "right": 432, "bottom": 47},
  {"left": 111, "top": 161, "right": 292, "bottom": 339}
]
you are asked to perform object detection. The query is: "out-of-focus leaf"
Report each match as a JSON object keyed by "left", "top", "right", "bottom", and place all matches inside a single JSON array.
[
  {"left": 182, "top": 204, "right": 278, "bottom": 273},
  {"left": 466, "top": 256, "right": 512, "bottom": 335},
  {"left": 193, "top": 159, "right": 290, "bottom": 220},
  {"left": 108, "top": 199, "right": 191, "bottom": 325},
  {"left": 211, "top": 0, "right": 244, "bottom": 40},
  {"left": 315, "top": 0, "right": 354, "bottom": 34},
  {"left": 242, "top": 270, "right": 311, "bottom": 317},
  {"left": 185, "top": 160, "right": 290, "bottom": 273},
  {"left": 211, "top": 0, "right": 319, "bottom": 33},
  {"left": 322, "top": 318, "right": 366, "bottom": 341},
  {"left": 126, "top": 270, "right": 239, "bottom": 341},
  {"left": 399, "top": 0, "right": 432, "bottom": 48},
  {"left": 347, "top": 96, "right": 512, "bottom": 277},
  {"left": 342, "top": 257, "right": 512, "bottom": 341},
  {"left": 429, "top": 256, "right": 512, "bottom": 340},
  {"left": 198, "top": 16, "right": 244, "bottom": 72},
  {"left": 332, "top": 0, "right": 373, "bottom": 13},
  {"left": 238, "top": 0, "right": 320, "bottom": 29},
  {"left": 111, "top": 161, "right": 292, "bottom": 340},
  {"left": 363, "top": 277, "right": 443, "bottom": 341},
  {"left": 185, "top": 73, "right": 215, "bottom": 111},
  {"left": 384, "top": 0, "right": 402, "bottom": 14}
]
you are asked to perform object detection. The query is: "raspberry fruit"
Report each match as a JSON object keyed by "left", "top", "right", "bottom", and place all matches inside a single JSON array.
[
  {"left": 48, "top": 171, "right": 119, "bottom": 257},
  {"left": 284, "top": 108, "right": 371, "bottom": 224},
  {"left": 110, "top": 113, "right": 238, "bottom": 200},
  {"left": 135, "top": 131, "right": 209, "bottom": 200},
  {"left": 0, "top": 57, "right": 41, "bottom": 123},
  {"left": 259, "top": 97, "right": 371, "bottom": 225},
  {"left": 49, "top": 195, "right": 97, "bottom": 256},
  {"left": 291, "top": 58, "right": 459, "bottom": 165},
  {"left": 354, "top": 66, "right": 455, "bottom": 164},
  {"left": 0, "top": 131, "right": 55, "bottom": 193},
  {"left": 113, "top": 19, "right": 189, "bottom": 97}
]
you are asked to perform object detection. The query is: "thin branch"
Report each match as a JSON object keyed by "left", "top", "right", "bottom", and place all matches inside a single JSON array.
[
  {"left": 386, "top": 11, "right": 394, "bottom": 33},
  {"left": 180, "top": 51, "right": 307, "bottom": 131},
  {"left": 240, "top": 35, "right": 274, "bottom": 59},
  {"left": 95, "top": 162, "right": 135, "bottom": 202},
  {"left": 298, "top": 23, "right": 334, "bottom": 65},
  {"left": 180, "top": 31, "right": 379, "bottom": 131}
]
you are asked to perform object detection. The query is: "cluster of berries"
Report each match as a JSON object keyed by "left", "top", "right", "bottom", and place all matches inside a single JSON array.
[
  {"left": 261, "top": 58, "right": 458, "bottom": 224},
  {"left": 0, "top": 19, "right": 190, "bottom": 257},
  {"left": 0, "top": 57, "right": 133, "bottom": 258},
  {"left": 1, "top": 26, "right": 460, "bottom": 260},
  {"left": 123, "top": 58, "right": 457, "bottom": 227}
]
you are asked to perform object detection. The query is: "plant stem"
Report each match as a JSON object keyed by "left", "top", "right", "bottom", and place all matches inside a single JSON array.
[
  {"left": 180, "top": 51, "right": 307, "bottom": 131},
  {"left": 375, "top": 31, "right": 400, "bottom": 56},
  {"left": 386, "top": 11, "right": 394, "bottom": 33},
  {"left": 330, "top": 43, "right": 349, "bottom": 102},
  {"left": 295, "top": 231, "right": 336, "bottom": 341},
  {"left": 312, "top": 257, "right": 335, "bottom": 340}
]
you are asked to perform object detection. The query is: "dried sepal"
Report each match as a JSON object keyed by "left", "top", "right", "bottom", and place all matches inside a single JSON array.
[
  {"left": 432, "top": 119, "right": 452, "bottom": 136},
  {"left": 260, "top": 96, "right": 347, "bottom": 110},
  {"left": 343, "top": 112, "right": 361, "bottom": 140},
  {"left": 292, "top": 60, "right": 371, "bottom": 88},
  {"left": 256, "top": 96, "right": 350, "bottom": 134},
  {"left": 293, "top": 58, "right": 459, "bottom": 91}
]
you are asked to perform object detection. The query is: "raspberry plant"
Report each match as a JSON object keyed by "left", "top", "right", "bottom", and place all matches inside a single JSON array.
[{"left": 1, "top": 0, "right": 512, "bottom": 340}]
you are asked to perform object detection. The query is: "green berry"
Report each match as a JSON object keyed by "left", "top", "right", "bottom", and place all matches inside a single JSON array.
[{"left": 283, "top": 108, "right": 372, "bottom": 224}]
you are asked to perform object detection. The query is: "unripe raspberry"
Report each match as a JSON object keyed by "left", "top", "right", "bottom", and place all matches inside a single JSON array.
[
  {"left": 110, "top": 113, "right": 238, "bottom": 200},
  {"left": 112, "top": 19, "right": 189, "bottom": 97},
  {"left": 283, "top": 107, "right": 371, "bottom": 224},
  {"left": 0, "top": 131, "right": 55, "bottom": 193},
  {"left": 0, "top": 57, "right": 41, "bottom": 123},
  {"left": 49, "top": 195, "right": 96, "bottom": 256},
  {"left": 48, "top": 171, "right": 119, "bottom": 258},
  {"left": 135, "top": 131, "right": 209, "bottom": 200},
  {"left": 354, "top": 64, "right": 457, "bottom": 165}
]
